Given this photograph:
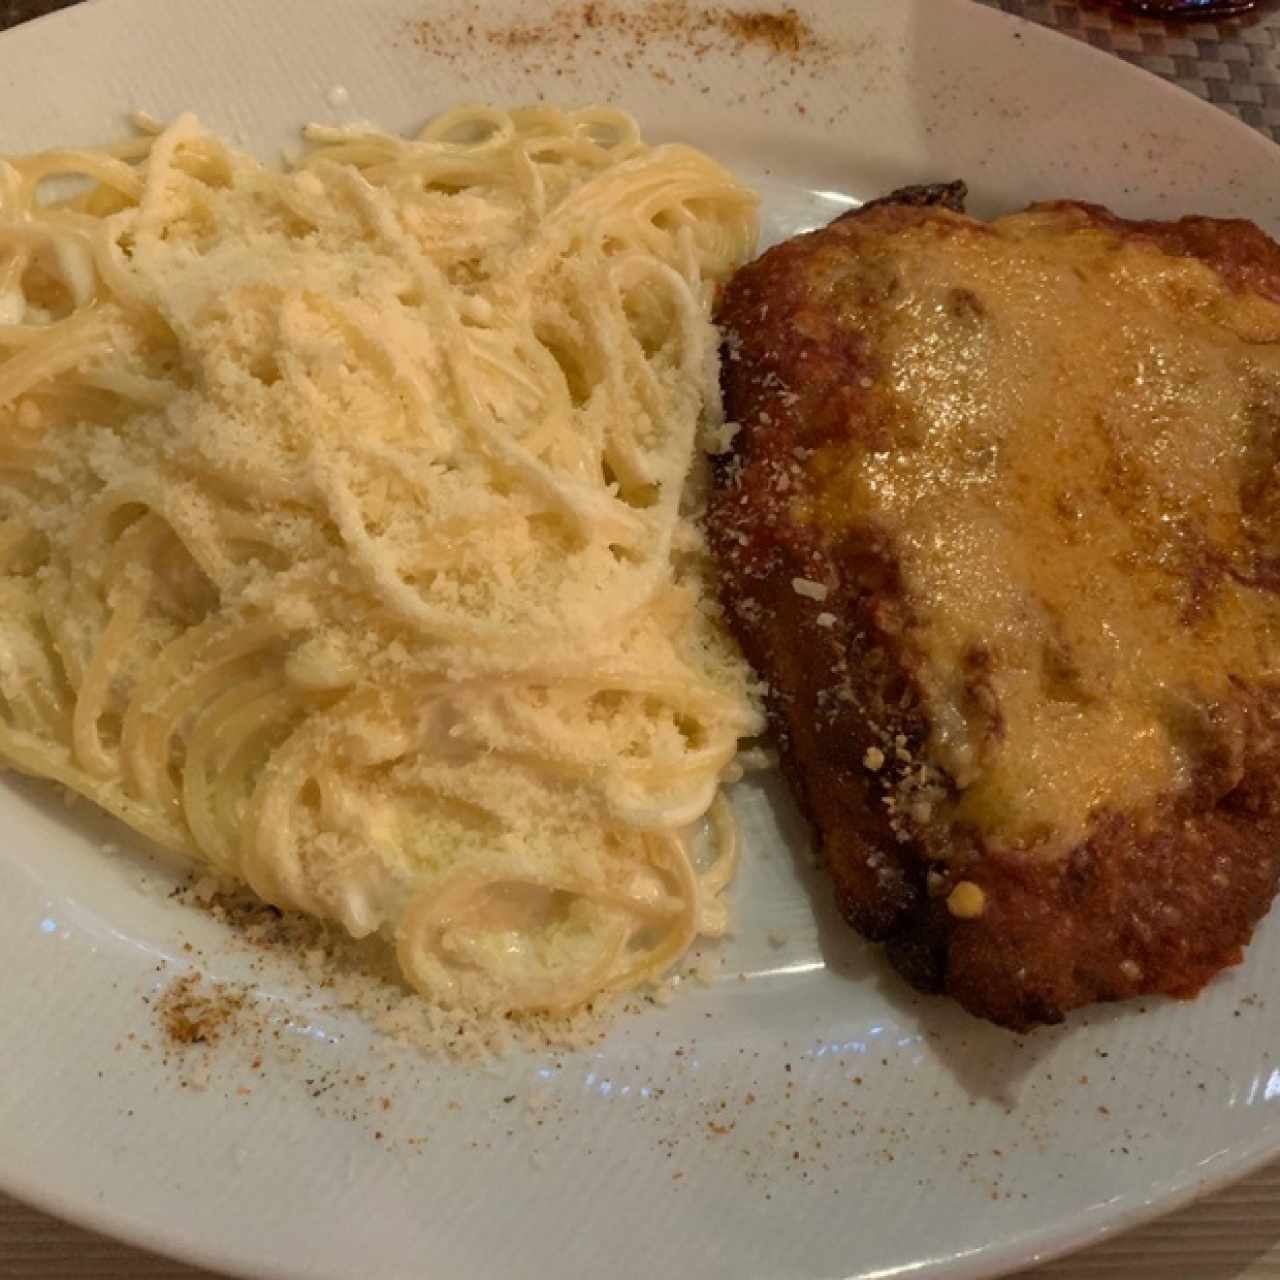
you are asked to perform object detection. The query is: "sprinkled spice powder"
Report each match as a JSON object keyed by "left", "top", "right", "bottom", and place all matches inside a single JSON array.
[
  {"left": 718, "top": 9, "right": 805, "bottom": 52},
  {"left": 155, "top": 972, "right": 247, "bottom": 1048},
  {"left": 403, "top": 1, "right": 836, "bottom": 78}
]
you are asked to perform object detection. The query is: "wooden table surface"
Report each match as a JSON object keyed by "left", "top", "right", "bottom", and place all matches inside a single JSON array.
[{"left": 5, "top": 0, "right": 1280, "bottom": 1277}]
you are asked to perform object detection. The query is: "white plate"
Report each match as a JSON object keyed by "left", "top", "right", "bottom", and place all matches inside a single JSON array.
[{"left": 4, "top": 2, "right": 1280, "bottom": 1277}]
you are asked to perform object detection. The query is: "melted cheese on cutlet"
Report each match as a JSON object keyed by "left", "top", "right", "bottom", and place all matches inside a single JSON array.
[{"left": 805, "top": 208, "right": 1280, "bottom": 856}]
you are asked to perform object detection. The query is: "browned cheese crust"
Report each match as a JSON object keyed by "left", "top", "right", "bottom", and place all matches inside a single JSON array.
[{"left": 708, "top": 187, "right": 1280, "bottom": 1030}]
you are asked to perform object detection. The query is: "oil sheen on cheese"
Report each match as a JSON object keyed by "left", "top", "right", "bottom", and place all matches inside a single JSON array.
[{"left": 808, "top": 207, "right": 1280, "bottom": 856}]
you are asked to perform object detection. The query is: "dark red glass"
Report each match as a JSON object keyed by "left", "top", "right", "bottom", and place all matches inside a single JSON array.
[{"left": 1106, "top": 0, "right": 1257, "bottom": 14}]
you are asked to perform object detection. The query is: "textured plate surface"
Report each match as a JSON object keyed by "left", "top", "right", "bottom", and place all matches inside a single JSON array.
[{"left": 2, "top": 2, "right": 1280, "bottom": 1278}]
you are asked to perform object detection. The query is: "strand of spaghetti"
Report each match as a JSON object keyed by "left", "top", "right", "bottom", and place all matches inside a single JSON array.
[
  {"left": 412, "top": 664, "right": 752, "bottom": 719},
  {"left": 89, "top": 211, "right": 155, "bottom": 308},
  {"left": 0, "top": 309, "right": 111, "bottom": 405},
  {"left": 609, "top": 746, "right": 743, "bottom": 803},
  {"left": 0, "top": 252, "right": 28, "bottom": 312},
  {"left": 597, "top": 258, "right": 706, "bottom": 496},
  {"left": 129, "top": 648, "right": 288, "bottom": 817},
  {"left": 1, "top": 658, "right": 70, "bottom": 737},
  {"left": 11, "top": 150, "right": 145, "bottom": 204},
  {"left": 300, "top": 293, "right": 449, "bottom": 455},
  {"left": 604, "top": 773, "right": 723, "bottom": 831},
  {"left": 600, "top": 831, "right": 701, "bottom": 995},
  {"left": 118, "top": 614, "right": 281, "bottom": 804},
  {"left": 71, "top": 487, "right": 235, "bottom": 597},
  {"left": 75, "top": 367, "right": 176, "bottom": 407},
  {"left": 511, "top": 144, "right": 548, "bottom": 222},
  {"left": 0, "top": 223, "right": 98, "bottom": 308},
  {"left": 395, "top": 869, "right": 632, "bottom": 1013},
  {"left": 239, "top": 714, "right": 330, "bottom": 914},
  {"left": 211, "top": 692, "right": 313, "bottom": 868},
  {"left": 0, "top": 581, "right": 72, "bottom": 734},
  {"left": 0, "top": 318, "right": 88, "bottom": 348},
  {"left": 416, "top": 103, "right": 519, "bottom": 149},
  {"left": 700, "top": 792, "right": 740, "bottom": 889},
  {"left": 457, "top": 690, "right": 744, "bottom": 786},
  {"left": 568, "top": 105, "right": 644, "bottom": 150},
  {"left": 133, "top": 112, "right": 203, "bottom": 237},
  {"left": 71, "top": 584, "right": 147, "bottom": 777},
  {"left": 69, "top": 516, "right": 166, "bottom": 775},
  {"left": 182, "top": 676, "right": 302, "bottom": 871},
  {"left": 0, "top": 723, "right": 188, "bottom": 852},
  {"left": 237, "top": 682, "right": 424, "bottom": 915},
  {"left": 313, "top": 462, "right": 519, "bottom": 644}
]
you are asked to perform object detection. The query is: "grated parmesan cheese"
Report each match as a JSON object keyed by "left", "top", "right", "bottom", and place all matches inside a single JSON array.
[{"left": 791, "top": 577, "right": 828, "bottom": 602}]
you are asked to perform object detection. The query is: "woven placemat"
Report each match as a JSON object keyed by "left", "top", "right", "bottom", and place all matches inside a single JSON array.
[{"left": 975, "top": 0, "right": 1280, "bottom": 141}]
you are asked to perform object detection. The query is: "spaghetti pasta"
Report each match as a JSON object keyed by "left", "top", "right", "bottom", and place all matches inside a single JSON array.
[{"left": 0, "top": 104, "right": 763, "bottom": 1015}]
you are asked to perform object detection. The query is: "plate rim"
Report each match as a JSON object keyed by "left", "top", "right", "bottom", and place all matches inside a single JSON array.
[
  {"left": 4, "top": 1114, "right": 1278, "bottom": 1280},
  {"left": 1, "top": 1, "right": 1279, "bottom": 1278}
]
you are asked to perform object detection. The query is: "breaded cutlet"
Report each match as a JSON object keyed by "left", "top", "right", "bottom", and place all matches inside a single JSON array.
[{"left": 709, "top": 184, "right": 1280, "bottom": 1029}]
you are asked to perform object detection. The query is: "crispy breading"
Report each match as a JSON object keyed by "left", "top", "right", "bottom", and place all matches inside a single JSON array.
[{"left": 709, "top": 186, "right": 1280, "bottom": 1029}]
